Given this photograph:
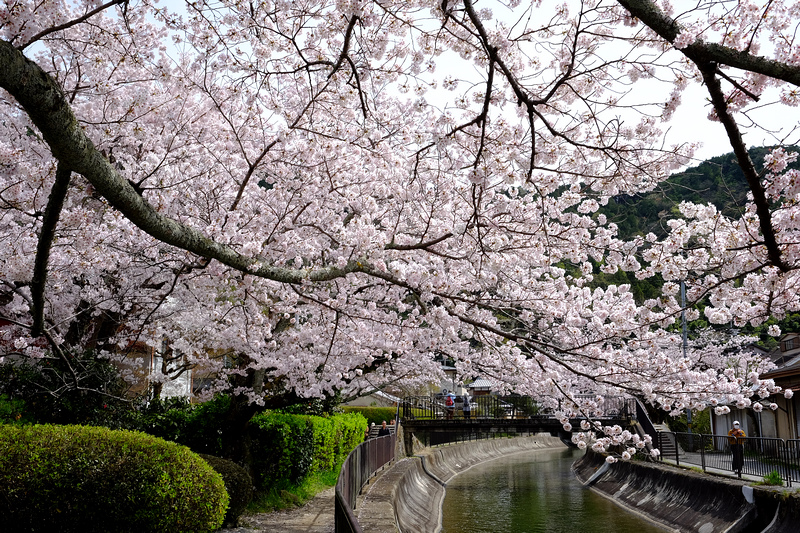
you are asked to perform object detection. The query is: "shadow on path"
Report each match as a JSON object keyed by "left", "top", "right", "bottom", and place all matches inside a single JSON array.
[{"left": 218, "top": 487, "right": 334, "bottom": 533}]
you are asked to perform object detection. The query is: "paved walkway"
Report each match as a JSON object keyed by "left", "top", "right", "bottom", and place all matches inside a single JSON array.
[
  {"left": 218, "top": 487, "right": 334, "bottom": 533},
  {"left": 661, "top": 450, "right": 800, "bottom": 486}
]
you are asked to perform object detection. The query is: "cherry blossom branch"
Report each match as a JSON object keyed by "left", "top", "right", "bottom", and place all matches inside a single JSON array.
[
  {"left": 715, "top": 67, "right": 760, "bottom": 102},
  {"left": 18, "top": 0, "right": 128, "bottom": 50},
  {"left": 31, "top": 163, "right": 71, "bottom": 337},
  {"left": 329, "top": 15, "right": 360, "bottom": 78},
  {"left": 698, "top": 64, "right": 787, "bottom": 271},
  {"left": 617, "top": 0, "right": 800, "bottom": 86},
  {"left": 617, "top": 0, "right": 792, "bottom": 272},
  {"left": 2, "top": 283, "right": 69, "bottom": 367},
  {"left": 385, "top": 232, "right": 454, "bottom": 250},
  {"left": 123, "top": 264, "right": 189, "bottom": 352},
  {"left": 0, "top": 40, "right": 366, "bottom": 285}
]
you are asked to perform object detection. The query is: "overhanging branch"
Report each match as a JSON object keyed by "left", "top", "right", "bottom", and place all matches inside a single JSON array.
[
  {"left": 699, "top": 63, "right": 786, "bottom": 271},
  {"left": 0, "top": 40, "right": 370, "bottom": 285},
  {"left": 617, "top": 0, "right": 800, "bottom": 87}
]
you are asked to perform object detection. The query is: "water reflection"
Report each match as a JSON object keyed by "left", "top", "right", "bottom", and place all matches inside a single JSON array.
[{"left": 441, "top": 446, "right": 665, "bottom": 533}]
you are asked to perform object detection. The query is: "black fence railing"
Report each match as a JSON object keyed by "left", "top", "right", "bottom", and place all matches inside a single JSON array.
[
  {"left": 402, "top": 394, "right": 636, "bottom": 421},
  {"left": 402, "top": 394, "right": 529, "bottom": 420},
  {"left": 334, "top": 432, "right": 396, "bottom": 533},
  {"left": 656, "top": 431, "right": 800, "bottom": 487},
  {"left": 414, "top": 427, "right": 525, "bottom": 447},
  {"left": 635, "top": 399, "right": 658, "bottom": 443}
]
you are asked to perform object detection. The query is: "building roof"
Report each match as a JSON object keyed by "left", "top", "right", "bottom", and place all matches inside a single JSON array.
[
  {"left": 372, "top": 390, "right": 401, "bottom": 403},
  {"left": 761, "top": 335, "right": 800, "bottom": 391},
  {"left": 760, "top": 332, "right": 800, "bottom": 374},
  {"left": 468, "top": 378, "right": 493, "bottom": 390}
]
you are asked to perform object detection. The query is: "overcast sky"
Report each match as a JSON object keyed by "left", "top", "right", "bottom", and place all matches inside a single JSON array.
[{"left": 153, "top": 0, "right": 798, "bottom": 167}]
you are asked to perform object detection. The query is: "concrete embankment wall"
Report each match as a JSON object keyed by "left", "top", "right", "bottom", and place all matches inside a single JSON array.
[
  {"left": 357, "top": 434, "right": 565, "bottom": 533},
  {"left": 574, "top": 450, "right": 800, "bottom": 533}
]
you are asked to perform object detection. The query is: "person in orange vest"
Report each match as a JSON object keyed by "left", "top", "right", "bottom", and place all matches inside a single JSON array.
[{"left": 728, "top": 421, "right": 746, "bottom": 475}]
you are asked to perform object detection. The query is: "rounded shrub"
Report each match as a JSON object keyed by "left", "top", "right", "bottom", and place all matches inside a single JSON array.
[
  {"left": 0, "top": 424, "right": 229, "bottom": 533},
  {"left": 199, "top": 454, "right": 253, "bottom": 526}
]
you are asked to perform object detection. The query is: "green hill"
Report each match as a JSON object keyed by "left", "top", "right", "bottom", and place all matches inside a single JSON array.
[
  {"left": 585, "top": 145, "right": 799, "bottom": 308},
  {"left": 601, "top": 146, "right": 799, "bottom": 239}
]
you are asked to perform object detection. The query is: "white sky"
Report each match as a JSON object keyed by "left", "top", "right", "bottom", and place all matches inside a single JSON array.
[{"left": 668, "top": 83, "right": 800, "bottom": 164}]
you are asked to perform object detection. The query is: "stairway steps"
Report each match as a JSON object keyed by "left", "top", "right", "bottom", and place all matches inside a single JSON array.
[{"left": 652, "top": 423, "right": 679, "bottom": 456}]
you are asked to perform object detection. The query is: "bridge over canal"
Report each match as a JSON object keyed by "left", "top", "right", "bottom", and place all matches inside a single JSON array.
[{"left": 399, "top": 395, "right": 639, "bottom": 451}]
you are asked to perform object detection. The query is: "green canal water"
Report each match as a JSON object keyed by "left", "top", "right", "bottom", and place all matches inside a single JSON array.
[{"left": 441, "top": 447, "right": 665, "bottom": 533}]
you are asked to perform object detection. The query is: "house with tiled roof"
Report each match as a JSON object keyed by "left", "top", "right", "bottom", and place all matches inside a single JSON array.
[{"left": 758, "top": 333, "right": 800, "bottom": 440}]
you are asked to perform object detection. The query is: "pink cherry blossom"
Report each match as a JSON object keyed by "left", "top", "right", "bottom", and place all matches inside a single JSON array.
[{"left": 0, "top": 0, "right": 795, "bottom": 441}]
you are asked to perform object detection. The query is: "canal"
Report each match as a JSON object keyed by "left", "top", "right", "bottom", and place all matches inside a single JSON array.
[{"left": 441, "top": 447, "right": 665, "bottom": 533}]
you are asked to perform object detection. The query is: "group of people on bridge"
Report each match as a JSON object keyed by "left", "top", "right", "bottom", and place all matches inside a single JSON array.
[{"left": 444, "top": 391, "right": 471, "bottom": 420}]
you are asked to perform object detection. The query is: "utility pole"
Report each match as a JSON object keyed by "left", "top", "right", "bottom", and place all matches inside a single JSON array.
[{"left": 682, "top": 280, "right": 693, "bottom": 443}]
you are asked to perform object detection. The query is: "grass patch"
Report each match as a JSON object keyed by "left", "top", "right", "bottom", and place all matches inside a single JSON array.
[
  {"left": 247, "top": 465, "right": 341, "bottom": 513},
  {"left": 753, "top": 470, "right": 784, "bottom": 487}
]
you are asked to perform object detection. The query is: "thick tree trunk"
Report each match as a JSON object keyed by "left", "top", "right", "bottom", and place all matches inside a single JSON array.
[
  {"left": 217, "top": 355, "right": 301, "bottom": 476},
  {"left": 220, "top": 394, "right": 261, "bottom": 473}
]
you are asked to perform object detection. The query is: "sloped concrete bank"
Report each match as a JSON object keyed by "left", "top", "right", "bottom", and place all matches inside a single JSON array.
[
  {"left": 573, "top": 450, "right": 800, "bottom": 533},
  {"left": 357, "top": 434, "right": 566, "bottom": 533}
]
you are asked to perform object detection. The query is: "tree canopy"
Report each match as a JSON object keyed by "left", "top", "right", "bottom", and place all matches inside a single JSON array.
[{"left": 1, "top": 0, "right": 800, "bottom": 446}]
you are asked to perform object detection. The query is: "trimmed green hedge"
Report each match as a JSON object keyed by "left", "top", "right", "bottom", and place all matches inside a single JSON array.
[
  {"left": 0, "top": 425, "right": 229, "bottom": 533},
  {"left": 199, "top": 454, "right": 252, "bottom": 527},
  {"left": 250, "top": 411, "right": 367, "bottom": 490},
  {"left": 310, "top": 412, "right": 369, "bottom": 472},
  {"left": 341, "top": 406, "right": 397, "bottom": 426},
  {"left": 250, "top": 411, "right": 314, "bottom": 487}
]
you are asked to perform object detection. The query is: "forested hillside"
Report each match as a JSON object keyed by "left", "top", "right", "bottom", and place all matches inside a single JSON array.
[
  {"left": 594, "top": 146, "right": 800, "bottom": 345},
  {"left": 602, "top": 146, "right": 800, "bottom": 239}
]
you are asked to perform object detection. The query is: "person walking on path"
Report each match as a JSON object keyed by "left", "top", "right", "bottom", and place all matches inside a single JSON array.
[
  {"left": 377, "top": 421, "right": 390, "bottom": 437},
  {"left": 462, "top": 393, "right": 471, "bottom": 419},
  {"left": 728, "top": 421, "right": 746, "bottom": 475}
]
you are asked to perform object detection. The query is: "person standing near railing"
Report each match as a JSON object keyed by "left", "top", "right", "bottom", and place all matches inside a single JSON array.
[
  {"left": 445, "top": 391, "right": 456, "bottom": 420},
  {"left": 728, "top": 421, "right": 746, "bottom": 475}
]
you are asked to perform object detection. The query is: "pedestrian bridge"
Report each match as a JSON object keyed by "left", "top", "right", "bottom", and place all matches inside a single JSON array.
[{"left": 400, "top": 395, "right": 638, "bottom": 448}]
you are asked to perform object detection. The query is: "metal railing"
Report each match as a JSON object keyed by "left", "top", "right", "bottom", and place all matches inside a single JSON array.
[
  {"left": 402, "top": 394, "right": 636, "bottom": 421},
  {"left": 656, "top": 431, "right": 800, "bottom": 486},
  {"left": 335, "top": 433, "right": 395, "bottom": 533},
  {"left": 335, "top": 404, "right": 401, "bottom": 533},
  {"left": 635, "top": 398, "right": 658, "bottom": 442}
]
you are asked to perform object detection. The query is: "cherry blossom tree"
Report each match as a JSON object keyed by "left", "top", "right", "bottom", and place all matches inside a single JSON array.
[{"left": 1, "top": 0, "right": 799, "bottom": 458}]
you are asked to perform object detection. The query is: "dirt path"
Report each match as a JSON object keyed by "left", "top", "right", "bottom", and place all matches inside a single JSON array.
[{"left": 218, "top": 487, "right": 335, "bottom": 533}]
